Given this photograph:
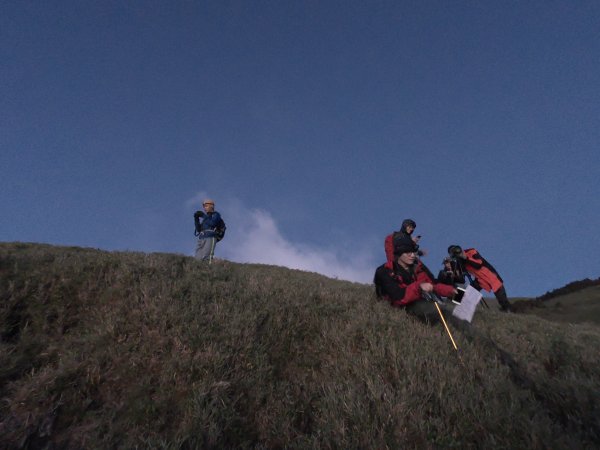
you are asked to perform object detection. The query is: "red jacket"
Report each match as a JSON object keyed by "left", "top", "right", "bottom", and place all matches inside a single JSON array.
[
  {"left": 462, "top": 248, "right": 503, "bottom": 293},
  {"left": 374, "top": 260, "right": 455, "bottom": 307}
]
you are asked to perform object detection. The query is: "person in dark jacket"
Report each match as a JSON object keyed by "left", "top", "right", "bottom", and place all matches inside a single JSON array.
[
  {"left": 384, "top": 219, "right": 425, "bottom": 265},
  {"left": 437, "top": 257, "right": 466, "bottom": 286},
  {"left": 447, "top": 245, "right": 512, "bottom": 312},
  {"left": 393, "top": 218, "right": 421, "bottom": 246},
  {"left": 194, "top": 199, "right": 226, "bottom": 262},
  {"left": 375, "top": 237, "right": 457, "bottom": 324}
]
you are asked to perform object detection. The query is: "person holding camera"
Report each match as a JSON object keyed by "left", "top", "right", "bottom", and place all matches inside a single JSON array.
[
  {"left": 437, "top": 256, "right": 467, "bottom": 286},
  {"left": 374, "top": 236, "right": 458, "bottom": 324},
  {"left": 194, "top": 199, "right": 226, "bottom": 262},
  {"left": 446, "top": 245, "right": 512, "bottom": 312}
]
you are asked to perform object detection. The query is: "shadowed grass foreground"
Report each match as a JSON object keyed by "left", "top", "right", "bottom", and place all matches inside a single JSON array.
[{"left": 1, "top": 242, "right": 599, "bottom": 449}]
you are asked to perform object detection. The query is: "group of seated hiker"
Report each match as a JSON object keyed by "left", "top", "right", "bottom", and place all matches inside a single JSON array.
[{"left": 374, "top": 219, "right": 513, "bottom": 324}]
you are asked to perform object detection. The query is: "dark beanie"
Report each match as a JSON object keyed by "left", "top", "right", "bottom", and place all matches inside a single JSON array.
[
  {"left": 401, "top": 219, "right": 416, "bottom": 230},
  {"left": 394, "top": 236, "right": 418, "bottom": 256},
  {"left": 448, "top": 245, "right": 462, "bottom": 255}
]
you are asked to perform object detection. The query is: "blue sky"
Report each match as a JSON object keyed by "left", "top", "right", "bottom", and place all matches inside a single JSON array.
[{"left": 2, "top": 1, "right": 599, "bottom": 296}]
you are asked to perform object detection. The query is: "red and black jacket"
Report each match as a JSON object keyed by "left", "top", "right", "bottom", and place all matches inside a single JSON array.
[
  {"left": 374, "top": 260, "right": 455, "bottom": 307},
  {"left": 461, "top": 248, "right": 503, "bottom": 293}
]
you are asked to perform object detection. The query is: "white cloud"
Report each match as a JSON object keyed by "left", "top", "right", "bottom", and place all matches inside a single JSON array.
[{"left": 187, "top": 194, "right": 376, "bottom": 284}]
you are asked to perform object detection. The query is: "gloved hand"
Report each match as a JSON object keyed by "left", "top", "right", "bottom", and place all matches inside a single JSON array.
[{"left": 194, "top": 211, "right": 205, "bottom": 218}]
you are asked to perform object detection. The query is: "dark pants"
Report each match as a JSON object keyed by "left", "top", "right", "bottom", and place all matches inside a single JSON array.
[
  {"left": 471, "top": 278, "right": 512, "bottom": 311},
  {"left": 405, "top": 300, "right": 455, "bottom": 326},
  {"left": 494, "top": 286, "right": 512, "bottom": 311}
]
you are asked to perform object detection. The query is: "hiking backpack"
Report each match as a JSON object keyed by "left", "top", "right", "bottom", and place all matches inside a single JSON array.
[
  {"left": 215, "top": 222, "right": 226, "bottom": 241},
  {"left": 384, "top": 231, "right": 401, "bottom": 264}
]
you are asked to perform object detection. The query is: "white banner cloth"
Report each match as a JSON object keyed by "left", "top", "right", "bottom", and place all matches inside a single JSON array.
[{"left": 452, "top": 285, "right": 483, "bottom": 323}]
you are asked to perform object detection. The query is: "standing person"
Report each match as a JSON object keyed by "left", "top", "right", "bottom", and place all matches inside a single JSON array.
[
  {"left": 447, "top": 245, "right": 512, "bottom": 312},
  {"left": 375, "top": 236, "right": 457, "bottom": 324},
  {"left": 194, "top": 199, "right": 226, "bottom": 263}
]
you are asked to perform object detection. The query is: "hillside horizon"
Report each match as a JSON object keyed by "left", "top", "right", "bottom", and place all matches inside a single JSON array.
[
  {"left": 1, "top": 242, "right": 599, "bottom": 448},
  {"left": 3, "top": 240, "right": 598, "bottom": 299}
]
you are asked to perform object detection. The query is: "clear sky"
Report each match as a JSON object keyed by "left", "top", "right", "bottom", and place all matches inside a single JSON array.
[{"left": 2, "top": 1, "right": 599, "bottom": 297}]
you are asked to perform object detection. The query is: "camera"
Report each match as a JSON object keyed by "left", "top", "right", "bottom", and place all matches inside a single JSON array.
[
  {"left": 449, "top": 256, "right": 464, "bottom": 274},
  {"left": 451, "top": 246, "right": 462, "bottom": 256}
]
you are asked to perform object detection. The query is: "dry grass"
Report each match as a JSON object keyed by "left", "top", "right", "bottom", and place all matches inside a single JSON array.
[
  {"left": 514, "top": 286, "right": 600, "bottom": 326},
  {"left": 1, "top": 242, "right": 599, "bottom": 449}
]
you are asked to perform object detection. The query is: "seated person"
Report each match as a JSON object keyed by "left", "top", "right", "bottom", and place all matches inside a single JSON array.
[
  {"left": 384, "top": 219, "right": 426, "bottom": 265},
  {"left": 393, "top": 219, "right": 420, "bottom": 246},
  {"left": 374, "top": 237, "right": 457, "bottom": 325},
  {"left": 437, "top": 257, "right": 467, "bottom": 286}
]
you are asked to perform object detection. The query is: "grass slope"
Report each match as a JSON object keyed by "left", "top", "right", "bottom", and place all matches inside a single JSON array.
[
  {"left": 517, "top": 286, "right": 600, "bottom": 326},
  {"left": 1, "top": 242, "right": 599, "bottom": 449}
]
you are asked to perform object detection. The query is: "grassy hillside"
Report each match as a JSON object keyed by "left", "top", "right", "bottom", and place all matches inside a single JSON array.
[
  {"left": 1, "top": 242, "right": 599, "bottom": 449},
  {"left": 538, "top": 277, "right": 600, "bottom": 301},
  {"left": 511, "top": 276, "right": 600, "bottom": 326},
  {"left": 516, "top": 286, "right": 600, "bottom": 326}
]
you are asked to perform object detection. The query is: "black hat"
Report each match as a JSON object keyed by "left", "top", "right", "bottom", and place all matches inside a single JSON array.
[
  {"left": 448, "top": 245, "right": 462, "bottom": 255},
  {"left": 401, "top": 219, "right": 416, "bottom": 230},
  {"left": 394, "top": 237, "right": 418, "bottom": 256}
]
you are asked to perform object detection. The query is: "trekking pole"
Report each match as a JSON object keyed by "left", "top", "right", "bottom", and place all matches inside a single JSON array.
[
  {"left": 424, "top": 293, "right": 459, "bottom": 351},
  {"left": 209, "top": 238, "right": 215, "bottom": 265},
  {"left": 434, "top": 302, "right": 458, "bottom": 351}
]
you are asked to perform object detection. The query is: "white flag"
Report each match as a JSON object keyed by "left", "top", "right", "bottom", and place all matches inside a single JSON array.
[{"left": 452, "top": 285, "right": 483, "bottom": 323}]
